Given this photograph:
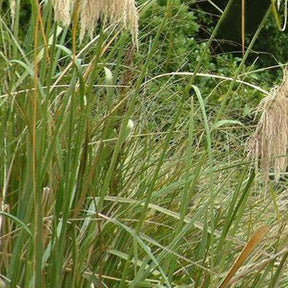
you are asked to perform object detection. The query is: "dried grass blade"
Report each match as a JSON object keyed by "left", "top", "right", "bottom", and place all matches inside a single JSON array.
[{"left": 218, "top": 225, "right": 269, "bottom": 288}]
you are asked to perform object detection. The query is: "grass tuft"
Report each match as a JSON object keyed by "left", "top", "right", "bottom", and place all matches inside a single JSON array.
[
  {"left": 247, "top": 67, "right": 288, "bottom": 182},
  {"left": 2, "top": 0, "right": 288, "bottom": 287}
]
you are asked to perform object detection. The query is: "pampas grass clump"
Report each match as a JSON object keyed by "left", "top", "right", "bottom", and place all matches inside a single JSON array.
[
  {"left": 51, "top": 0, "right": 138, "bottom": 42},
  {"left": 247, "top": 68, "right": 288, "bottom": 182}
]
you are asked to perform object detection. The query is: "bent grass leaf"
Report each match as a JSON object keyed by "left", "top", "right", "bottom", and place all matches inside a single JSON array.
[
  {"left": 0, "top": 211, "right": 32, "bottom": 239},
  {"left": 219, "top": 225, "right": 269, "bottom": 288},
  {"left": 211, "top": 120, "right": 244, "bottom": 132}
]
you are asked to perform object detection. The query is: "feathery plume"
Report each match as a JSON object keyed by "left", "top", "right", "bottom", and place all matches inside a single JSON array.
[
  {"left": 51, "top": 0, "right": 138, "bottom": 44},
  {"left": 51, "top": 0, "right": 74, "bottom": 27},
  {"left": 10, "top": 0, "right": 16, "bottom": 27},
  {"left": 247, "top": 67, "right": 288, "bottom": 182}
]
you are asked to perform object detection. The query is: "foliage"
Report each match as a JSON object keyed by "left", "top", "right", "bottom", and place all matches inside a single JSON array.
[
  {"left": 0, "top": 0, "right": 288, "bottom": 287},
  {"left": 253, "top": 13, "right": 288, "bottom": 67},
  {"left": 138, "top": 0, "right": 200, "bottom": 73}
]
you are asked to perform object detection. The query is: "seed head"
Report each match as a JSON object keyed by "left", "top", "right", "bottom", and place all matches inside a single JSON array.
[
  {"left": 51, "top": 0, "right": 74, "bottom": 27},
  {"left": 51, "top": 0, "right": 138, "bottom": 45},
  {"left": 247, "top": 67, "right": 288, "bottom": 182}
]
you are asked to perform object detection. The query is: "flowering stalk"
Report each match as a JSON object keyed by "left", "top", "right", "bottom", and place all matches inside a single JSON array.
[{"left": 51, "top": 0, "right": 138, "bottom": 44}]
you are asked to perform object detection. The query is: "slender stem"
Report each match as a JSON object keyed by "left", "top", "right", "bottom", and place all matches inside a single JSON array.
[
  {"left": 191, "top": 0, "right": 236, "bottom": 82},
  {"left": 216, "top": 6, "right": 272, "bottom": 121},
  {"left": 72, "top": 0, "right": 80, "bottom": 62},
  {"left": 242, "top": 0, "right": 245, "bottom": 56},
  {"left": 32, "top": 1, "right": 42, "bottom": 286}
]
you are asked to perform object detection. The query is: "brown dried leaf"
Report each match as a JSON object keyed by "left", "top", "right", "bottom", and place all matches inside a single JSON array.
[{"left": 219, "top": 225, "right": 269, "bottom": 288}]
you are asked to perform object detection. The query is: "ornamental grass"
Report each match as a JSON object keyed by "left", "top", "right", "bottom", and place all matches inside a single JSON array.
[
  {"left": 51, "top": 0, "right": 138, "bottom": 42},
  {"left": 247, "top": 67, "right": 288, "bottom": 182}
]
